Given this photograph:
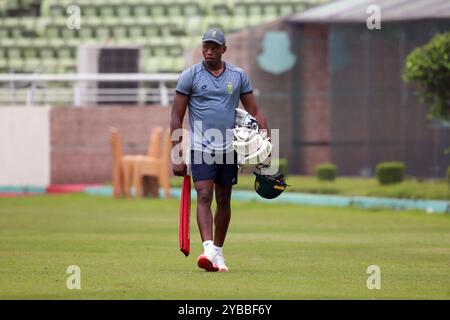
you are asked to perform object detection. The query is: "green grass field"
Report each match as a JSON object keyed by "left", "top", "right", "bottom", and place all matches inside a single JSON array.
[{"left": 0, "top": 194, "right": 449, "bottom": 299}]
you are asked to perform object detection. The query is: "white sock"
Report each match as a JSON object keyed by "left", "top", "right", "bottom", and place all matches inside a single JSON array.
[
  {"left": 213, "top": 245, "right": 223, "bottom": 255},
  {"left": 202, "top": 240, "right": 214, "bottom": 255}
]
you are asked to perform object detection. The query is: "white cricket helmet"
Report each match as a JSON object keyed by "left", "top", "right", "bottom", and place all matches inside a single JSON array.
[
  {"left": 232, "top": 129, "right": 264, "bottom": 155},
  {"left": 236, "top": 133, "right": 272, "bottom": 165},
  {"left": 235, "top": 108, "right": 259, "bottom": 131},
  {"left": 232, "top": 108, "right": 272, "bottom": 166}
]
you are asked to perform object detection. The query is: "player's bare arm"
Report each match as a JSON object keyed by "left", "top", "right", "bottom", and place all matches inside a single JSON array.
[
  {"left": 240, "top": 93, "right": 269, "bottom": 133},
  {"left": 170, "top": 93, "right": 189, "bottom": 176}
]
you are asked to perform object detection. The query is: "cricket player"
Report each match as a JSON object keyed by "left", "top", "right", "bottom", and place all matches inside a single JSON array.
[{"left": 170, "top": 28, "right": 269, "bottom": 272}]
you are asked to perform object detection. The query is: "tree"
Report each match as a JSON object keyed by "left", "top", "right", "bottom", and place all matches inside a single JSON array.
[{"left": 403, "top": 32, "right": 450, "bottom": 123}]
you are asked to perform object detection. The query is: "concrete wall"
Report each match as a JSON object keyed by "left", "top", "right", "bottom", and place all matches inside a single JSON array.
[{"left": 0, "top": 107, "right": 50, "bottom": 186}]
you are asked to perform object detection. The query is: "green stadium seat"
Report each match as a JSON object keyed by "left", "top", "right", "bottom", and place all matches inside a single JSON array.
[
  {"left": 295, "top": 2, "right": 308, "bottom": 12},
  {"left": 0, "top": 1, "right": 6, "bottom": 16},
  {"left": 141, "top": 47, "right": 152, "bottom": 59},
  {"left": 23, "top": 47, "right": 38, "bottom": 60},
  {"left": 49, "top": 4, "right": 64, "bottom": 17},
  {"left": 178, "top": 36, "right": 199, "bottom": 49},
  {"left": 232, "top": 15, "right": 248, "bottom": 30},
  {"left": 4, "top": 18, "right": 21, "bottom": 29},
  {"left": 79, "top": 26, "right": 96, "bottom": 44},
  {"left": 204, "top": 16, "right": 233, "bottom": 32},
  {"left": 0, "top": 28, "right": 9, "bottom": 39},
  {"left": 168, "top": 45, "right": 183, "bottom": 57},
  {"left": 149, "top": 4, "right": 165, "bottom": 17},
  {"left": 21, "top": 17, "right": 38, "bottom": 32},
  {"left": 167, "top": 5, "right": 183, "bottom": 17},
  {"left": 1, "top": 38, "right": 17, "bottom": 47},
  {"left": 0, "top": 48, "right": 7, "bottom": 68},
  {"left": 153, "top": 46, "right": 167, "bottom": 57},
  {"left": 40, "top": 47, "right": 55, "bottom": 60},
  {"left": 61, "top": 27, "right": 78, "bottom": 40},
  {"left": 84, "top": 16, "right": 102, "bottom": 27},
  {"left": 117, "top": 6, "right": 134, "bottom": 24},
  {"left": 142, "top": 56, "right": 159, "bottom": 73},
  {"left": 45, "top": 25, "right": 60, "bottom": 39},
  {"left": 35, "top": 17, "right": 50, "bottom": 37},
  {"left": 112, "top": 26, "right": 127, "bottom": 39},
  {"left": 248, "top": 4, "right": 263, "bottom": 16},
  {"left": 96, "top": 27, "right": 111, "bottom": 41},
  {"left": 212, "top": 2, "right": 231, "bottom": 16},
  {"left": 264, "top": 4, "right": 279, "bottom": 21},
  {"left": 7, "top": 0, "right": 20, "bottom": 11},
  {"left": 234, "top": 4, "right": 247, "bottom": 16},
  {"left": 133, "top": 4, "right": 149, "bottom": 18},
  {"left": 24, "top": 58, "right": 42, "bottom": 73},
  {"left": 184, "top": 3, "right": 202, "bottom": 16},
  {"left": 32, "top": 38, "right": 49, "bottom": 48},
  {"left": 161, "top": 35, "right": 181, "bottom": 47},
  {"left": 7, "top": 48, "right": 23, "bottom": 70},
  {"left": 14, "top": 37, "right": 33, "bottom": 47},
  {"left": 248, "top": 15, "right": 265, "bottom": 27},
  {"left": 279, "top": 4, "right": 295, "bottom": 16},
  {"left": 128, "top": 25, "right": 145, "bottom": 39},
  {"left": 83, "top": 5, "right": 97, "bottom": 18},
  {"left": 172, "top": 56, "right": 185, "bottom": 72},
  {"left": 144, "top": 25, "right": 160, "bottom": 38},
  {"left": 158, "top": 56, "right": 177, "bottom": 72},
  {"left": 98, "top": 2, "right": 114, "bottom": 16},
  {"left": 184, "top": 16, "right": 204, "bottom": 36},
  {"left": 11, "top": 27, "right": 25, "bottom": 39},
  {"left": 41, "top": 57, "right": 59, "bottom": 73},
  {"left": 57, "top": 47, "right": 75, "bottom": 72}
]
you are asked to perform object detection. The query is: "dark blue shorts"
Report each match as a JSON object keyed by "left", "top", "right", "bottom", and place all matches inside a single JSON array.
[{"left": 191, "top": 150, "right": 238, "bottom": 186}]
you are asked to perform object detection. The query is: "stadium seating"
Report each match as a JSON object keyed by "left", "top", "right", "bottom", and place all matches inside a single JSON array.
[{"left": 0, "top": 0, "right": 330, "bottom": 74}]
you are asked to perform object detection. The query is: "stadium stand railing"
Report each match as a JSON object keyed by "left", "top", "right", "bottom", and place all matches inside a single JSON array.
[{"left": 0, "top": 73, "right": 179, "bottom": 106}]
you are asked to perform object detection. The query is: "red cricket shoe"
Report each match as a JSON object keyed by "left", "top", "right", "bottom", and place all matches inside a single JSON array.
[{"left": 197, "top": 254, "right": 219, "bottom": 272}]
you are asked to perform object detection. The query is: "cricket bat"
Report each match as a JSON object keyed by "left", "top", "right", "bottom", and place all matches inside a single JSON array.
[{"left": 179, "top": 174, "right": 191, "bottom": 257}]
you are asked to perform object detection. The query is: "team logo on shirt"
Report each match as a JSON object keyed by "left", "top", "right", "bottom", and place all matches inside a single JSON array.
[{"left": 226, "top": 82, "right": 233, "bottom": 94}]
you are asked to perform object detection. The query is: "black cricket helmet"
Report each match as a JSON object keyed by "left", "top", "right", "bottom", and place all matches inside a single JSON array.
[{"left": 253, "top": 170, "right": 289, "bottom": 199}]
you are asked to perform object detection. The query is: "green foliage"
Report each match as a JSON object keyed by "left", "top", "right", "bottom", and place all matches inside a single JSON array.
[
  {"left": 376, "top": 162, "right": 405, "bottom": 185},
  {"left": 315, "top": 163, "right": 337, "bottom": 181},
  {"left": 403, "top": 32, "right": 450, "bottom": 121}
]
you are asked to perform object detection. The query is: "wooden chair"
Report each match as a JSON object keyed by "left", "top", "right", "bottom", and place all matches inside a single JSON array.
[
  {"left": 133, "top": 128, "right": 171, "bottom": 199},
  {"left": 109, "top": 126, "right": 163, "bottom": 198}
]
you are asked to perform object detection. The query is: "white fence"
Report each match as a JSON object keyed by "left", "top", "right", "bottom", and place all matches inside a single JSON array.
[{"left": 0, "top": 73, "right": 179, "bottom": 107}]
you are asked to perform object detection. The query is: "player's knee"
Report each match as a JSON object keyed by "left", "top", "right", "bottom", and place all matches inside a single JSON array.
[
  {"left": 197, "top": 188, "right": 213, "bottom": 205},
  {"left": 215, "top": 191, "right": 231, "bottom": 208}
]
